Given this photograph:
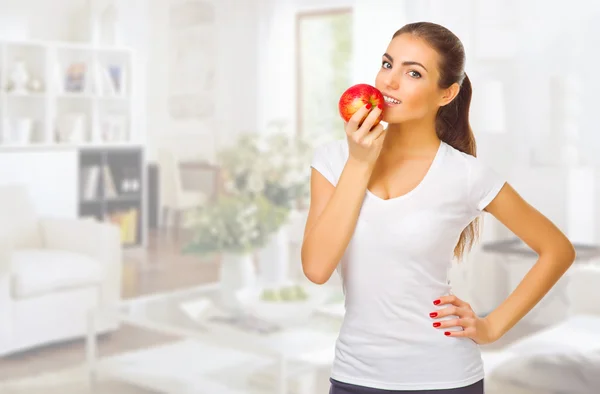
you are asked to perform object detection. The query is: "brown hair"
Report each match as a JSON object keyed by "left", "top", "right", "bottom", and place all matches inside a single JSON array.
[{"left": 393, "top": 22, "right": 479, "bottom": 262}]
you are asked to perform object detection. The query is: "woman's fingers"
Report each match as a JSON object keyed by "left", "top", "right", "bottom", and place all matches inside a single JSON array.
[
  {"left": 431, "top": 305, "right": 458, "bottom": 318},
  {"left": 434, "top": 294, "right": 470, "bottom": 309},
  {"left": 362, "top": 123, "right": 386, "bottom": 145},
  {"left": 432, "top": 318, "right": 475, "bottom": 329},
  {"left": 430, "top": 295, "right": 481, "bottom": 339},
  {"left": 345, "top": 104, "right": 372, "bottom": 136},
  {"left": 355, "top": 106, "right": 382, "bottom": 139}
]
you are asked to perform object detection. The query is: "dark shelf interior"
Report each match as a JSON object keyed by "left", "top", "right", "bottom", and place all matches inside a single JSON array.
[{"left": 78, "top": 147, "right": 143, "bottom": 247}]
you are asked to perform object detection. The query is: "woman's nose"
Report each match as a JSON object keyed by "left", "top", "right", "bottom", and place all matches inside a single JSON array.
[{"left": 384, "top": 73, "right": 400, "bottom": 90}]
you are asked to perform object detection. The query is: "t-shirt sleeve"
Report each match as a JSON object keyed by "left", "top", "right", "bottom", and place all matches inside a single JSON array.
[
  {"left": 310, "top": 142, "right": 337, "bottom": 185},
  {"left": 468, "top": 157, "right": 506, "bottom": 212}
]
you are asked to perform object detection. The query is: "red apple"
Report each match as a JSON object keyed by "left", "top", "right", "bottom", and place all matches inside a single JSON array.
[{"left": 338, "top": 83, "right": 384, "bottom": 127}]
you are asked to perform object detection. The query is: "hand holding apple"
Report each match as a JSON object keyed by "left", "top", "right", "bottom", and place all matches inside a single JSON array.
[
  {"left": 343, "top": 102, "right": 387, "bottom": 168},
  {"left": 339, "top": 84, "right": 385, "bottom": 127}
]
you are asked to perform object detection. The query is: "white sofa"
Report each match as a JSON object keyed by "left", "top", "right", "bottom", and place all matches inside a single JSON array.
[
  {"left": 0, "top": 184, "right": 122, "bottom": 356},
  {"left": 482, "top": 263, "right": 600, "bottom": 394}
]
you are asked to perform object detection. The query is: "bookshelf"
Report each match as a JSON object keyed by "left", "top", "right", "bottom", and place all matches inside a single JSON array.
[
  {"left": 0, "top": 39, "right": 134, "bottom": 147},
  {"left": 79, "top": 146, "right": 144, "bottom": 247},
  {"left": 0, "top": 38, "right": 146, "bottom": 248}
]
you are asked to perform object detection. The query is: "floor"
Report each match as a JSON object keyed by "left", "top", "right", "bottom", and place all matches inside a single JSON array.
[{"left": 0, "top": 229, "right": 220, "bottom": 381}]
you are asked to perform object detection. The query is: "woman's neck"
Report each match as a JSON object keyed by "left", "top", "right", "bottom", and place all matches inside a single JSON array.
[{"left": 380, "top": 119, "right": 441, "bottom": 160}]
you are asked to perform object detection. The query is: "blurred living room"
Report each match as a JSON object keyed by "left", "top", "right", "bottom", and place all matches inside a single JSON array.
[{"left": 1, "top": 0, "right": 600, "bottom": 393}]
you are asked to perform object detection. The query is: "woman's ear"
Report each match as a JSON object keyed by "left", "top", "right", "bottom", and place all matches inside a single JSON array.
[{"left": 439, "top": 82, "right": 460, "bottom": 107}]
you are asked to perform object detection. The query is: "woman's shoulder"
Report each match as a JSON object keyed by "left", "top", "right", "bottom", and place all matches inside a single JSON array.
[
  {"left": 442, "top": 142, "right": 506, "bottom": 211},
  {"left": 311, "top": 137, "right": 348, "bottom": 186},
  {"left": 442, "top": 142, "right": 491, "bottom": 173}
]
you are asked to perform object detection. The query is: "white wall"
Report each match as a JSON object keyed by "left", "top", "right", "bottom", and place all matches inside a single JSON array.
[
  {"left": 145, "top": 0, "right": 262, "bottom": 163},
  {"left": 0, "top": 0, "right": 89, "bottom": 42}
]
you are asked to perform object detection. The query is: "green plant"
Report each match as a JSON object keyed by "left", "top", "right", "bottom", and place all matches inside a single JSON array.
[
  {"left": 217, "top": 131, "right": 313, "bottom": 210},
  {"left": 182, "top": 193, "right": 289, "bottom": 258}
]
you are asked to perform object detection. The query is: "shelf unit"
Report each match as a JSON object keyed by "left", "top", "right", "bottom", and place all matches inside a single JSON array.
[
  {"left": 0, "top": 39, "right": 135, "bottom": 147},
  {"left": 0, "top": 39, "right": 146, "bottom": 248}
]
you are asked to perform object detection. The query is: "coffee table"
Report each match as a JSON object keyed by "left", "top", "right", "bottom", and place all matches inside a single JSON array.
[{"left": 86, "top": 282, "right": 343, "bottom": 393}]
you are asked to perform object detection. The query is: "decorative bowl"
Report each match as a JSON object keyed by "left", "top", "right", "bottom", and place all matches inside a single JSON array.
[{"left": 235, "top": 282, "right": 330, "bottom": 326}]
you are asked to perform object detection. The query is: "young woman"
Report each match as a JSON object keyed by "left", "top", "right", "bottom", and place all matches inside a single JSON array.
[{"left": 301, "top": 22, "right": 576, "bottom": 394}]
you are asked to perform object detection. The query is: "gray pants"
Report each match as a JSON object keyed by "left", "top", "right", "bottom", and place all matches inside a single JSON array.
[{"left": 329, "top": 378, "right": 484, "bottom": 394}]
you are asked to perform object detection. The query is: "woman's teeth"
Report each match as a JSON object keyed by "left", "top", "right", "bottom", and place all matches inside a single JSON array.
[{"left": 384, "top": 96, "right": 400, "bottom": 104}]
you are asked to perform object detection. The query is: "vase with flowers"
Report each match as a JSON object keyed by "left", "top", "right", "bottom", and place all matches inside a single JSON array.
[
  {"left": 183, "top": 193, "right": 288, "bottom": 309},
  {"left": 216, "top": 130, "right": 313, "bottom": 285}
]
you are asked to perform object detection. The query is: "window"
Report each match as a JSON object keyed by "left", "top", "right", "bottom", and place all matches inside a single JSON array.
[{"left": 296, "top": 9, "right": 353, "bottom": 142}]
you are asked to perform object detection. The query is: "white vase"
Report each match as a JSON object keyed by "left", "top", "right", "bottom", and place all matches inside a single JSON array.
[
  {"left": 219, "top": 252, "right": 257, "bottom": 310},
  {"left": 11, "top": 118, "right": 33, "bottom": 144},
  {"left": 257, "top": 225, "right": 290, "bottom": 286},
  {"left": 10, "top": 61, "right": 29, "bottom": 95}
]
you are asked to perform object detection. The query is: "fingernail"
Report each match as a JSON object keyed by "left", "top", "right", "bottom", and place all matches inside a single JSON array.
[
  {"left": 366, "top": 103, "right": 372, "bottom": 110},
  {"left": 444, "top": 332, "right": 451, "bottom": 336},
  {"left": 433, "top": 322, "right": 441, "bottom": 327},
  {"left": 429, "top": 312, "right": 438, "bottom": 318},
  {"left": 377, "top": 103, "right": 384, "bottom": 110},
  {"left": 433, "top": 299, "right": 440, "bottom": 305}
]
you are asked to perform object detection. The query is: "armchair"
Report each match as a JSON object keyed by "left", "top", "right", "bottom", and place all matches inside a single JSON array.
[{"left": 0, "top": 184, "right": 122, "bottom": 356}]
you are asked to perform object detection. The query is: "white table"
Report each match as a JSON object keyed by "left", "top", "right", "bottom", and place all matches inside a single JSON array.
[{"left": 86, "top": 282, "right": 344, "bottom": 393}]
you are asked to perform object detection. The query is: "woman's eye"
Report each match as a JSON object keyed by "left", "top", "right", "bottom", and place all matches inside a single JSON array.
[
  {"left": 382, "top": 61, "right": 392, "bottom": 69},
  {"left": 408, "top": 70, "right": 422, "bottom": 78}
]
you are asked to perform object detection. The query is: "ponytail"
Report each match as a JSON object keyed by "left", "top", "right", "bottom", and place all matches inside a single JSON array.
[
  {"left": 436, "top": 73, "right": 480, "bottom": 262},
  {"left": 436, "top": 73, "right": 476, "bottom": 157}
]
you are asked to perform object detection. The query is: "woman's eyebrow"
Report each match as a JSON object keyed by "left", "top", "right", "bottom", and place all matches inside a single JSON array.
[{"left": 383, "top": 53, "right": 428, "bottom": 72}]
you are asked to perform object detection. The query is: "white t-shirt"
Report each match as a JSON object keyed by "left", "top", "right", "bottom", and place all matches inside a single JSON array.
[{"left": 310, "top": 138, "right": 506, "bottom": 390}]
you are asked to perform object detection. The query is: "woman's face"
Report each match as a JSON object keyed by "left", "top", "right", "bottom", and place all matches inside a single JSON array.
[{"left": 375, "top": 33, "right": 448, "bottom": 125}]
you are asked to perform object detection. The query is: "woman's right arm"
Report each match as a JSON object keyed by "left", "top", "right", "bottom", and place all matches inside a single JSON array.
[{"left": 301, "top": 104, "right": 386, "bottom": 284}]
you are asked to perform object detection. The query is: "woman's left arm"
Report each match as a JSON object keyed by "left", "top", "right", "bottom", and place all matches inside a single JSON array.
[
  {"left": 431, "top": 182, "right": 576, "bottom": 344},
  {"left": 481, "top": 182, "right": 576, "bottom": 340}
]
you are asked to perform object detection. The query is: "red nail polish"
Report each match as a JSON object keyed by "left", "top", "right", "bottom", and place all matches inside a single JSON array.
[
  {"left": 444, "top": 332, "right": 451, "bottom": 336},
  {"left": 429, "top": 312, "right": 437, "bottom": 318},
  {"left": 433, "top": 299, "right": 440, "bottom": 305},
  {"left": 366, "top": 103, "right": 372, "bottom": 110},
  {"left": 377, "top": 103, "right": 384, "bottom": 110},
  {"left": 433, "top": 322, "right": 441, "bottom": 327}
]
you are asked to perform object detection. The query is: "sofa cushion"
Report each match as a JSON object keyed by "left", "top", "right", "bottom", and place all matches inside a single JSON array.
[
  {"left": 0, "top": 185, "right": 43, "bottom": 249},
  {"left": 11, "top": 249, "right": 103, "bottom": 298},
  {"left": 485, "top": 315, "right": 600, "bottom": 394}
]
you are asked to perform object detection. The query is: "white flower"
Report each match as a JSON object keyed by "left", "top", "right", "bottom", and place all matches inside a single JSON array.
[
  {"left": 223, "top": 180, "right": 237, "bottom": 193},
  {"left": 246, "top": 172, "right": 265, "bottom": 193}
]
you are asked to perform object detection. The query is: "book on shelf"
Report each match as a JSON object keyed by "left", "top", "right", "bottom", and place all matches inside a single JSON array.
[
  {"left": 81, "top": 165, "right": 101, "bottom": 200},
  {"left": 103, "top": 165, "right": 117, "bottom": 198},
  {"left": 80, "top": 164, "right": 118, "bottom": 200},
  {"left": 107, "top": 208, "right": 139, "bottom": 245},
  {"left": 64, "top": 62, "right": 87, "bottom": 93}
]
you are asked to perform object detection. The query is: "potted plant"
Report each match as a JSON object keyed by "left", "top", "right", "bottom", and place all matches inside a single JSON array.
[
  {"left": 183, "top": 193, "right": 288, "bottom": 309},
  {"left": 216, "top": 131, "right": 313, "bottom": 285}
]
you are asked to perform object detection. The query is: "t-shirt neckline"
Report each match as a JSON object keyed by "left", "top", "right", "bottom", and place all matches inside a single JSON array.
[{"left": 365, "top": 140, "right": 446, "bottom": 203}]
